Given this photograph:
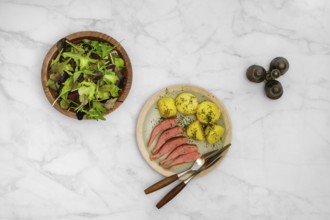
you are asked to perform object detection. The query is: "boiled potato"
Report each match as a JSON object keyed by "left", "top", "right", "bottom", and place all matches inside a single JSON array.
[
  {"left": 196, "top": 101, "right": 221, "bottom": 124},
  {"left": 186, "top": 120, "right": 205, "bottom": 141},
  {"left": 205, "top": 124, "right": 225, "bottom": 144},
  {"left": 157, "top": 97, "right": 177, "bottom": 118},
  {"left": 175, "top": 93, "right": 198, "bottom": 115}
]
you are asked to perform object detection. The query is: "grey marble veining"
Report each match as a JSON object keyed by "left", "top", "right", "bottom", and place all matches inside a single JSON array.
[{"left": 0, "top": 0, "right": 330, "bottom": 219}]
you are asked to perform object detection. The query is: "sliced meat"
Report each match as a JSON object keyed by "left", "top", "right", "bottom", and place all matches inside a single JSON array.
[
  {"left": 152, "top": 126, "right": 184, "bottom": 154},
  {"left": 160, "top": 144, "right": 198, "bottom": 166},
  {"left": 148, "top": 118, "right": 179, "bottom": 147},
  {"left": 164, "top": 151, "right": 201, "bottom": 169},
  {"left": 150, "top": 136, "right": 188, "bottom": 160}
]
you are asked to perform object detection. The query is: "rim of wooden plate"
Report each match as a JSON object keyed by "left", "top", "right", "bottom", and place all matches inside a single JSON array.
[
  {"left": 136, "top": 84, "right": 232, "bottom": 179},
  {"left": 41, "top": 31, "right": 133, "bottom": 119}
]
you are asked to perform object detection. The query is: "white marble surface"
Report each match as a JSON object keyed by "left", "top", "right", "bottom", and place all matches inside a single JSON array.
[{"left": 0, "top": 0, "right": 330, "bottom": 219}]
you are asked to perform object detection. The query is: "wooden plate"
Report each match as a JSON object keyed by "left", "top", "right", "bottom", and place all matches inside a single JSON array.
[
  {"left": 41, "top": 31, "right": 132, "bottom": 119},
  {"left": 136, "top": 84, "right": 232, "bottom": 178}
]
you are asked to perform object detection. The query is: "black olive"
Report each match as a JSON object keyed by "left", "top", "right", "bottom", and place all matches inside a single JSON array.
[
  {"left": 76, "top": 111, "right": 85, "bottom": 120},
  {"left": 270, "top": 57, "right": 289, "bottom": 75},
  {"left": 265, "top": 80, "right": 283, "bottom": 99},
  {"left": 246, "top": 65, "right": 266, "bottom": 83}
]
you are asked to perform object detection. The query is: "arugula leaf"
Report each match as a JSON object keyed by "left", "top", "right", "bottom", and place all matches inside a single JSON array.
[
  {"left": 49, "top": 72, "right": 61, "bottom": 82},
  {"left": 114, "top": 57, "right": 124, "bottom": 70},
  {"left": 110, "top": 84, "right": 120, "bottom": 97},
  {"left": 78, "top": 81, "right": 96, "bottom": 103},
  {"left": 60, "top": 99, "right": 71, "bottom": 109},
  {"left": 104, "top": 98, "right": 117, "bottom": 110},
  {"left": 61, "top": 77, "right": 73, "bottom": 97},
  {"left": 93, "top": 101, "right": 106, "bottom": 114},
  {"left": 51, "top": 49, "right": 63, "bottom": 64},
  {"left": 85, "top": 109, "right": 106, "bottom": 120},
  {"left": 100, "top": 43, "right": 112, "bottom": 58},
  {"left": 65, "top": 40, "right": 85, "bottom": 54},
  {"left": 73, "top": 71, "right": 83, "bottom": 82},
  {"left": 96, "top": 83, "right": 120, "bottom": 98},
  {"left": 83, "top": 69, "right": 93, "bottom": 76},
  {"left": 52, "top": 76, "right": 73, "bottom": 106},
  {"left": 46, "top": 79, "right": 59, "bottom": 91},
  {"left": 97, "top": 85, "right": 111, "bottom": 100},
  {"left": 50, "top": 58, "right": 73, "bottom": 76},
  {"left": 97, "top": 91, "right": 110, "bottom": 100},
  {"left": 103, "top": 71, "right": 118, "bottom": 84},
  {"left": 90, "top": 41, "right": 113, "bottom": 58},
  {"left": 84, "top": 101, "right": 106, "bottom": 120},
  {"left": 62, "top": 52, "right": 97, "bottom": 70}
]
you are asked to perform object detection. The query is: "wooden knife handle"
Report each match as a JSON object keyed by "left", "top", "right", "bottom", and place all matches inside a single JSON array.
[
  {"left": 156, "top": 181, "right": 186, "bottom": 209},
  {"left": 144, "top": 174, "right": 178, "bottom": 194}
]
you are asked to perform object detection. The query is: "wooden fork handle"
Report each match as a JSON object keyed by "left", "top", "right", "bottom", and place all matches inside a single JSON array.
[
  {"left": 156, "top": 181, "right": 186, "bottom": 209},
  {"left": 144, "top": 174, "right": 178, "bottom": 194}
]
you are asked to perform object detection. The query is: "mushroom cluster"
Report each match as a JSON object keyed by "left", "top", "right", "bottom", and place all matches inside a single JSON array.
[{"left": 246, "top": 57, "right": 289, "bottom": 100}]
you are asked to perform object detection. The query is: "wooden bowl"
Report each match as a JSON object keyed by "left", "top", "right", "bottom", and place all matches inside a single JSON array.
[{"left": 41, "top": 31, "right": 132, "bottom": 119}]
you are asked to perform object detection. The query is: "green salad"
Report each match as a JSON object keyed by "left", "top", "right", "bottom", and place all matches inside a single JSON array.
[{"left": 46, "top": 38, "right": 125, "bottom": 120}]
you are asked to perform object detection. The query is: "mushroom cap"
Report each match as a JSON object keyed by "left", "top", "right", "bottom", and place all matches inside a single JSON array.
[
  {"left": 270, "top": 57, "right": 289, "bottom": 75},
  {"left": 265, "top": 80, "right": 283, "bottom": 100},
  {"left": 246, "top": 65, "right": 266, "bottom": 83}
]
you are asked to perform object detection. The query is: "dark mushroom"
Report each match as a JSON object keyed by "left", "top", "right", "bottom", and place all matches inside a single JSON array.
[
  {"left": 265, "top": 80, "right": 283, "bottom": 99},
  {"left": 270, "top": 57, "right": 289, "bottom": 75},
  {"left": 265, "top": 73, "right": 272, "bottom": 81},
  {"left": 246, "top": 65, "right": 266, "bottom": 83},
  {"left": 270, "top": 69, "right": 281, "bottom": 79}
]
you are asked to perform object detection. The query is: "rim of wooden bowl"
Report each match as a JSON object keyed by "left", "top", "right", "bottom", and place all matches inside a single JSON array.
[{"left": 41, "top": 31, "right": 133, "bottom": 119}]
